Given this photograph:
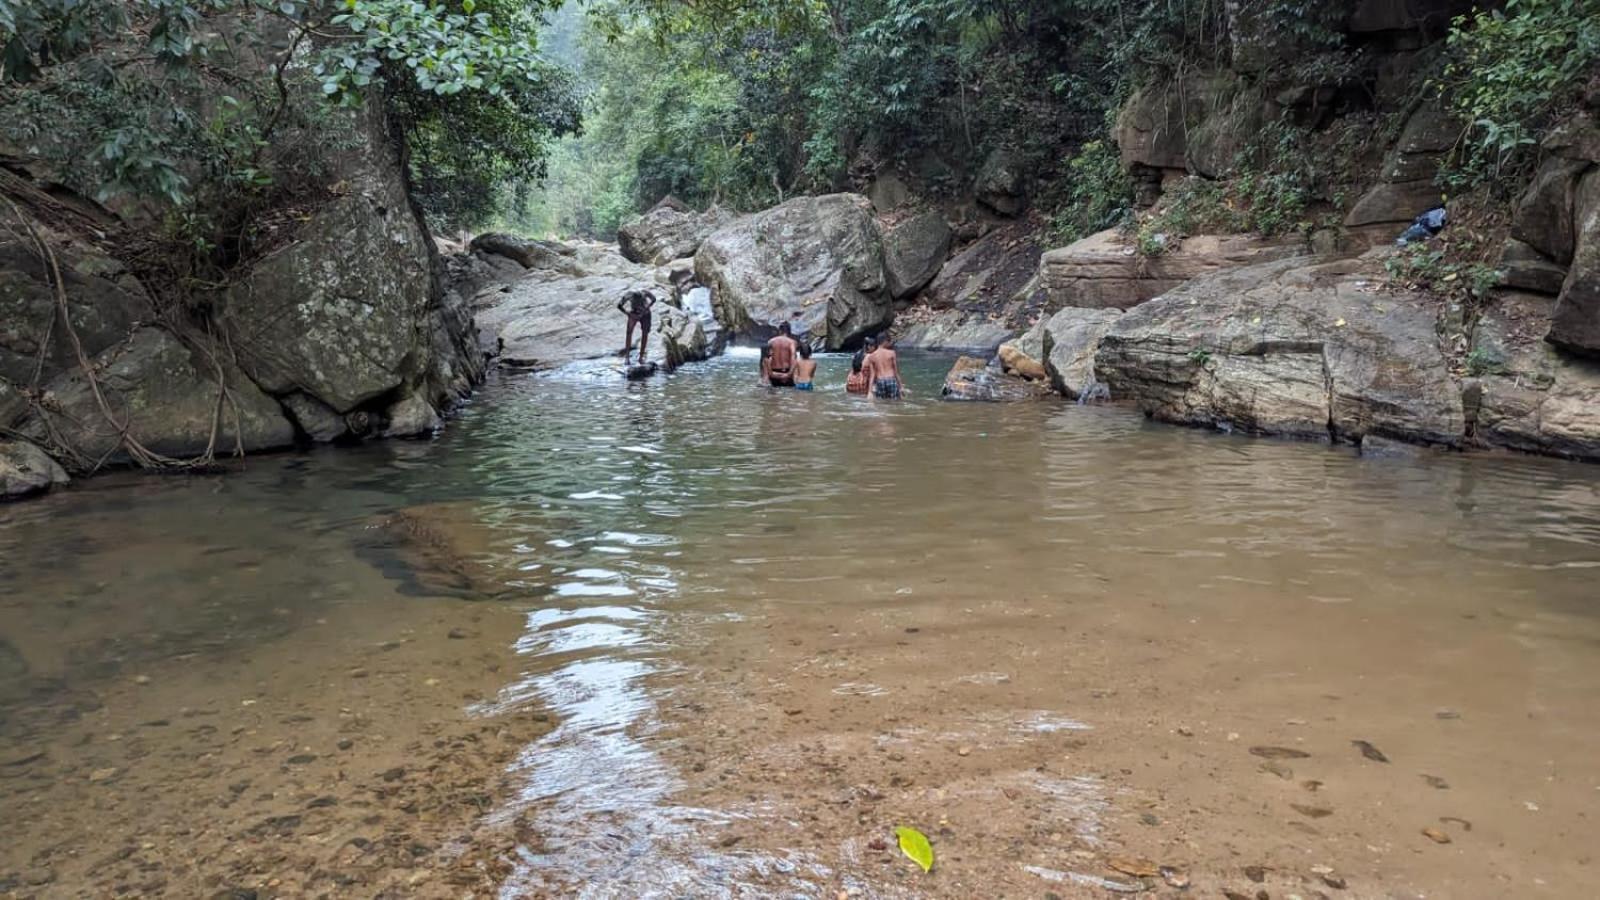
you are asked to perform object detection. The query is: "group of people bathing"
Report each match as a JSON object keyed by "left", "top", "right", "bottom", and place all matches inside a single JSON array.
[
  {"left": 617, "top": 290, "right": 903, "bottom": 398},
  {"left": 759, "top": 320, "right": 904, "bottom": 399}
]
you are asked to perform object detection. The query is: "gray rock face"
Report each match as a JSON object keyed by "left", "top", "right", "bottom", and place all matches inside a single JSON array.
[
  {"left": 1041, "top": 228, "right": 1303, "bottom": 311},
  {"left": 868, "top": 174, "right": 912, "bottom": 212},
  {"left": 975, "top": 149, "right": 1025, "bottom": 216},
  {"left": 475, "top": 267, "right": 708, "bottom": 372},
  {"left": 218, "top": 105, "right": 466, "bottom": 415},
  {"left": 1498, "top": 238, "right": 1569, "bottom": 296},
  {"left": 695, "top": 194, "right": 890, "bottom": 349},
  {"left": 1512, "top": 158, "right": 1587, "bottom": 264},
  {"left": 883, "top": 212, "right": 953, "bottom": 299},
  {"left": 940, "top": 355, "right": 1045, "bottom": 402},
  {"left": 1042, "top": 307, "right": 1124, "bottom": 399},
  {"left": 382, "top": 390, "right": 442, "bottom": 438},
  {"left": 1096, "top": 256, "right": 1464, "bottom": 446},
  {"left": 0, "top": 438, "right": 69, "bottom": 500},
  {"left": 469, "top": 232, "right": 581, "bottom": 273},
  {"left": 893, "top": 309, "right": 1017, "bottom": 352},
  {"left": 281, "top": 392, "right": 348, "bottom": 443},
  {"left": 1548, "top": 169, "right": 1600, "bottom": 356},
  {"left": 1471, "top": 292, "right": 1600, "bottom": 460},
  {"left": 26, "top": 327, "right": 295, "bottom": 466},
  {"left": 1344, "top": 106, "right": 1457, "bottom": 229},
  {"left": 0, "top": 208, "right": 147, "bottom": 410},
  {"left": 617, "top": 203, "right": 732, "bottom": 266},
  {"left": 924, "top": 224, "right": 1043, "bottom": 311}
]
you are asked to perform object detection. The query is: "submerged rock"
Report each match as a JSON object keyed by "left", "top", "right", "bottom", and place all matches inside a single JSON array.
[
  {"left": 695, "top": 193, "right": 890, "bottom": 349},
  {"left": 0, "top": 438, "right": 69, "bottom": 500},
  {"left": 1096, "top": 255, "right": 1465, "bottom": 447},
  {"left": 941, "top": 355, "right": 1048, "bottom": 402}
]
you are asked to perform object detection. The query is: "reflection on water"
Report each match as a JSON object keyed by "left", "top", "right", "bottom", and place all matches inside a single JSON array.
[{"left": 3, "top": 351, "right": 1600, "bottom": 897}]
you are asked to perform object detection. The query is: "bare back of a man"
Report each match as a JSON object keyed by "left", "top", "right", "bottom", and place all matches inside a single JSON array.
[
  {"left": 865, "top": 337, "right": 902, "bottom": 398},
  {"left": 767, "top": 328, "right": 798, "bottom": 385}
]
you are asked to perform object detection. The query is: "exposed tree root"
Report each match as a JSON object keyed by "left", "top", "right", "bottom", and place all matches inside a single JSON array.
[{"left": 3, "top": 195, "right": 245, "bottom": 474}]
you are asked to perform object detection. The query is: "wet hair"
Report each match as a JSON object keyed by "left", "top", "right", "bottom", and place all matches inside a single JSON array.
[
  {"left": 778, "top": 322, "right": 792, "bottom": 335},
  {"left": 877, "top": 332, "right": 893, "bottom": 347},
  {"left": 850, "top": 348, "right": 866, "bottom": 373},
  {"left": 799, "top": 343, "right": 812, "bottom": 359}
]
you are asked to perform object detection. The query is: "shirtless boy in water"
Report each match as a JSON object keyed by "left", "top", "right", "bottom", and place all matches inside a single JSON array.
[
  {"left": 845, "top": 336, "right": 875, "bottom": 395},
  {"left": 863, "top": 333, "right": 904, "bottom": 399},
  {"left": 793, "top": 344, "right": 817, "bottom": 390},
  {"left": 616, "top": 289, "right": 656, "bottom": 364},
  {"left": 767, "top": 323, "right": 799, "bottom": 387}
]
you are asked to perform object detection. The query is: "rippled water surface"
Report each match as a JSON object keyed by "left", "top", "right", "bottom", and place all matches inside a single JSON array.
[{"left": 3, "top": 351, "right": 1600, "bottom": 898}]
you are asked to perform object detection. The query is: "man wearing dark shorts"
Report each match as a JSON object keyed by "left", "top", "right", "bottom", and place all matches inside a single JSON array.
[
  {"left": 617, "top": 289, "right": 656, "bottom": 365},
  {"left": 767, "top": 323, "right": 799, "bottom": 387}
]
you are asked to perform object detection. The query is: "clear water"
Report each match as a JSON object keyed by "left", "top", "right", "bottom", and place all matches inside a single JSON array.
[{"left": 3, "top": 351, "right": 1599, "bottom": 898}]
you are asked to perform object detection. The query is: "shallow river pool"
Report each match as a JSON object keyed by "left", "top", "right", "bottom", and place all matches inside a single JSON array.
[{"left": 3, "top": 351, "right": 1599, "bottom": 898}]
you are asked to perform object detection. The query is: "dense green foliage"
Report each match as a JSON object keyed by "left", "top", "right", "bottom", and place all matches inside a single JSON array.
[
  {"left": 0, "top": 0, "right": 579, "bottom": 240},
  {"left": 1440, "top": 0, "right": 1600, "bottom": 185}
]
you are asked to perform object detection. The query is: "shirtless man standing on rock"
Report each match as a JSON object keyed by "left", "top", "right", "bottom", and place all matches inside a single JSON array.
[
  {"left": 767, "top": 323, "right": 798, "bottom": 387},
  {"left": 617, "top": 289, "right": 655, "bottom": 365}
]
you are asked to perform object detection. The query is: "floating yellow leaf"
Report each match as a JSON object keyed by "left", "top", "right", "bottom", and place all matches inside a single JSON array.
[
  {"left": 895, "top": 826, "right": 934, "bottom": 873},
  {"left": 1334, "top": 318, "right": 1347, "bottom": 327}
]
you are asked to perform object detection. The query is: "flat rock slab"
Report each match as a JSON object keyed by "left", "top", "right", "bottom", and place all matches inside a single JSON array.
[
  {"left": 1096, "top": 255, "right": 1465, "bottom": 446},
  {"left": 1041, "top": 228, "right": 1303, "bottom": 311}
]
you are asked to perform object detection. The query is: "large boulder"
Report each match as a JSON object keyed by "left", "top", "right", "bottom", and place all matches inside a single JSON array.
[
  {"left": 474, "top": 268, "right": 709, "bottom": 371},
  {"left": 940, "top": 356, "right": 1046, "bottom": 402},
  {"left": 1096, "top": 255, "right": 1465, "bottom": 446},
  {"left": 0, "top": 438, "right": 69, "bottom": 501},
  {"left": 1469, "top": 291, "right": 1600, "bottom": 460},
  {"left": 468, "top": 232, "right": 581, "bottom": 274},
  {"left": 217, "top": 105, "right": 477, "bottom": 415},
  {"left": 893, "top": 309, "right": 1017, "bottom": 352},
  {"left": 1040, "top": 229, "right": 1303, "bottom": 311},
  {"left": 695, "top": 194, "right": 890, "bottom": 349},
  {"left": 23, "top": 327, "right": 295, "bottom": 466},
  {"left": 1547, "top": 168, "right": 1600, "bottom": 356},
  {"left": 617, "top": 202, "right": 732, "bottom": 266},
  {"left": 1042, "top": 307, "right": 1124, "bottom": 400},
  {"left": 974, "top": 149, "right": 1026, "bottom": 217},
  {"left": 883, "top": 212, "right": 953, "bottom": 299}
]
